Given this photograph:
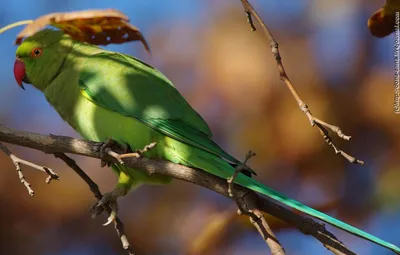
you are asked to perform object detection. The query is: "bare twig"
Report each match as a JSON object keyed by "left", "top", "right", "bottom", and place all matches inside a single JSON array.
[
  {"left": 119, "top": 142, "right": 157, "bottom": 159},
  {"left": 0, "top": 125, "right": 363, "bottom": 254},
  {"left": 251, "top": 208, "right": 286, "bottom": 255},
  {"left": 238, "top": 0, "right": 364, "bottom": 166},
  {"left": 242, "top": 199, "right": 286, "bottom": 255},
  {"left": 53, "top": 153, "right": 102, "bottom": 199},
  {"left": 227, "top": 150, "right": 256, "bottom": 197},
  {"left": 0, "top": 142, "right": 59, "bottom": 196},
  {"left": 228, "top": 151, "right": 286, "bottom": 254},
  {"left": 298, "top": 218, "right": 353, "bottom": 255},
  {"left": 54, "top": 153, "right": 135, "bottom": 255}
]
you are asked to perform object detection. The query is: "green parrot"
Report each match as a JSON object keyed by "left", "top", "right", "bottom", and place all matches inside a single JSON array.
[{"left": 12, "top": 29, "right": 400, "bottom": 254}]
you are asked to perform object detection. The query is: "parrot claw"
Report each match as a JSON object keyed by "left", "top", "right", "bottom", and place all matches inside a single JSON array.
[
  {"left": 100, "top": 159, "right": 109, "bottom": 168},
  {"left": 90, "top": 188, "right": 125, "bottom": 226},
  {"left": 103, "top": 209, "right": 117, "bottom": 226},
  {"left": 99, "top": 139, "right": 132, "bottom": 167},
  {"left": 103, "top": 217, "right": 114, "bottom": 226},
  {"left": 99, "top": 139, "right": 118, "bottom": 167}
]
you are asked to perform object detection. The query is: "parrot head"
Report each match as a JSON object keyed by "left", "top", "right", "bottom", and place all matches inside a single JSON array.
[{"left": 14, "top": 29, "right": 71, "bottom": 91}]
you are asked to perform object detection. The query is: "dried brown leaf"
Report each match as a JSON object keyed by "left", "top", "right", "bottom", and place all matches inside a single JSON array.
[
  {"left": 15, "top": 9, "right": 151, "bottom": 54},
  {"left": 368, "top": 8, "right": 395, "bottom": 38}
]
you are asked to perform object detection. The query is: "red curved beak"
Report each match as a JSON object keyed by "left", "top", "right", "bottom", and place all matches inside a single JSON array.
[{"left": 13, "top": 59, "right": 26, "bottom": 90}]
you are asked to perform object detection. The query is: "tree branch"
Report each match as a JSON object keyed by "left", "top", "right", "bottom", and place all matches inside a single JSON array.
[
  {"left": 239, "top": 0, "right": 364, "bottom": 166},
  {"left": 0, "top": 124, "right": 356, "bottom": 254},
  {"left": 251, "top": 208, "right": 285, "bottom": 255},
  {"left": 228, "top": 151, "right": 286, "bottom": 254},
  {"left": 54, "top": 153, "right": 135, "bottom": 255},
  {"left": 0, "top": 142, "right": 59, "bottom": 196}
]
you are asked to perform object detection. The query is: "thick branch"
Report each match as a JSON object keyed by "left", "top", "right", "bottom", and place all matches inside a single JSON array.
[{"left": 0, "top": 124, "right": 355, "bottom": 254}]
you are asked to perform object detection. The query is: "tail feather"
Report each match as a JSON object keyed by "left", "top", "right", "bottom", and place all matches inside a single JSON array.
[{"left": 235, "top": 173, "right": 400, "bottom": 254}]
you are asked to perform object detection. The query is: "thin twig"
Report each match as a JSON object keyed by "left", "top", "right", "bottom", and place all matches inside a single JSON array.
[
  {"left": 228, "top": 151, "right": 286, "bottom": 255},
  {"left": 298, "top": 218, "right": 353, "bottom": 255},
  {"left": 238, "top": 195, "right": 286, "bottom": 255},
  {"left": 238, "top": 0, "right": 364, "bottom": 166},
  {"left": 251, "top": 209, "right": 286, "bottom": 255},
  {"left": 119, "top": 142, "right": 157, "bottom": 159},
  {"left": 227, "top": 150, "right": 256, "bottom": 197},
  {"left": 54, "top": 153, "right": 135, "bottom": 255},
  {"left": 53, "top": 153, "right": 102, "bottom": 199},
  {"left": 0, "top": 142, "right": 59, "bottom": 196}
]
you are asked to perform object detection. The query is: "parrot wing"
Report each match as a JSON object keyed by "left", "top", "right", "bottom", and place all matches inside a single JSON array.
[{"left": 78, "top": 51, "right": 242, "bottom": 166}]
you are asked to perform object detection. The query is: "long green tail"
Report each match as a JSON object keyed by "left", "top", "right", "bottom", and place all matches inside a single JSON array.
[
  {"left": 235, "top": 173, "right": 400, "bottom": 254},
  {"left": 185, "top": 147, "right": 400, "bottom": 253}
]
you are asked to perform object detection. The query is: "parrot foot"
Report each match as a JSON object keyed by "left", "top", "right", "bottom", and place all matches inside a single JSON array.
[
  {"left": 90, "top": 187, "right": 126, "bottom": 226},
  {"left": 102, "top": 202, "right": 118, "bottom": 226},
  {"left": 100, "top": 139, "right": 132, "bottom": 167}
]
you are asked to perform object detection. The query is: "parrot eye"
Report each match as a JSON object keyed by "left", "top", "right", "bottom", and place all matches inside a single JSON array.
[{"left": 31, "top": 48, "right": 43, "bottom": 58}]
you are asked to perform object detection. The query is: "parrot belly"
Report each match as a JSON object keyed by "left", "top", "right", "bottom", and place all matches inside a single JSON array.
[
  {"left": 74, "top": 94, "right": 178, "bottom": 186},
  {"left": 44, "top": 66, "right": 235, "bottom": 189}
]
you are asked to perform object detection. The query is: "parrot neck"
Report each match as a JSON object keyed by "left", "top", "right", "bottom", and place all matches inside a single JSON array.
[{"left": 42, "top": 42, "right": 108, "bottom": 129}]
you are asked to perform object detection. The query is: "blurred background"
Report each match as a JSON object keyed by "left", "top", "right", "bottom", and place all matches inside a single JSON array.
[{"left": 0, "top": 0, "right": 399, "bottom": 254}]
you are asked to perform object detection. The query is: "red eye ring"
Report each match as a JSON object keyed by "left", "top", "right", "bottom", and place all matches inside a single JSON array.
[{"left": 31, "top": 47, "right": 43, "bottom": 58}]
